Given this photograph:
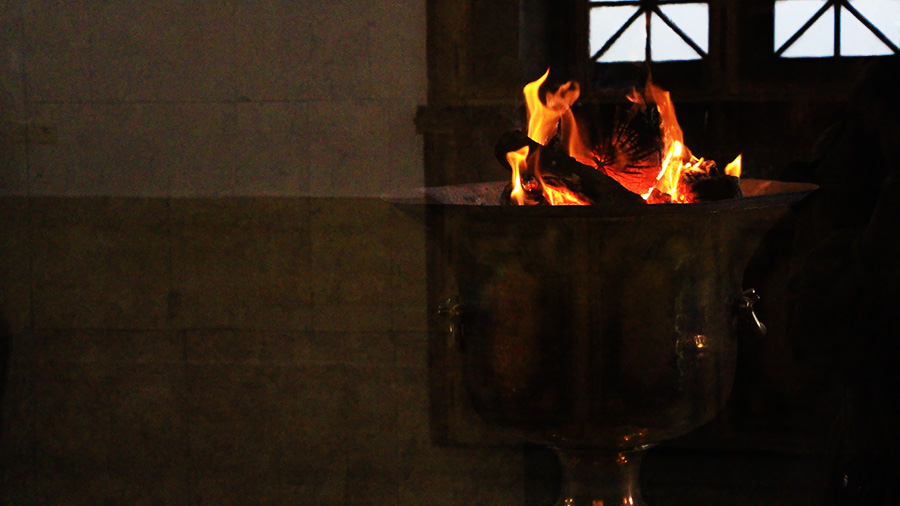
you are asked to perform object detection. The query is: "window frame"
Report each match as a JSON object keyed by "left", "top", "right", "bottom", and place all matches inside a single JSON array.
[
  {"left": 774, "top": 0, "right": 900, "bottom": 58},
  {"left": 578, "top": 0, "right": 896, "bottom": 101},
  {"left": 588, "top": 0, "right": 711, "bottom": 63}
]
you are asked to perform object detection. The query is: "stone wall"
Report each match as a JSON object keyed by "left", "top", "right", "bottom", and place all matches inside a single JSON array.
[
  {"left": 0, "top": 196, "right": 526, "bottom": 505},
  {"left": 0, "top": 1, "right": 525, "bottom": 504}
]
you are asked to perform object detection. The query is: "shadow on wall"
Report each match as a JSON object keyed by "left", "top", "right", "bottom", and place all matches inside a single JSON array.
[
  {"left": 0, "top": 317, "right": 8, "bottom": 422},
  {"left": 743, "top": 55, "right": 900, "bottom": 506}
]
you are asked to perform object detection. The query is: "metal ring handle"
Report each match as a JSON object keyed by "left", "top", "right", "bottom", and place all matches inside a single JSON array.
[
  {"left": 437, "top": 296, "right": 465, "bottom": 350},
  {"left": 736, "top": 288, "right": 766, "bottom": 338}
]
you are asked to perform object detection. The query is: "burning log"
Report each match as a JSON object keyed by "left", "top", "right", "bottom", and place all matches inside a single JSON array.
[
  {"left": 497, "top": 69, "right": 746, "bottom": 206},
  {"left": 495, "top": 130, "right": 646, "bottom": 206},
  {"left": 645, "top": 160, "right": 744, "bottom": 204}
]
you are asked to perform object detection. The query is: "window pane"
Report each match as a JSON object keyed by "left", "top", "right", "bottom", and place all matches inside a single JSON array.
[
  {"left": 779, "top": 4, "right": 835, "bottom": 57},
  {"left": 775, "top": 0, "right": 829, "bottom": 51},
  {"left": 598, "top": 12, "right": 647, "bottom": 62},
  {"left": 590, "top": 6, "right": 642, "bottom": 58},
  {"left": 841, "top": 9, "right": 893, "bottom": 56},
  {"left": 651, "top": 12, "right": 702, "bottom": 61},
  {"left": 658, "top": 3, "right": 709, "bottom": 54},
  {"left": 848, "top": 0, "right": 900, "bottom": 47}
]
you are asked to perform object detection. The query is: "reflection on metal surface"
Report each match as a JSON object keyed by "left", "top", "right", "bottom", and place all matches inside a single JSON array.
[{"left": 430, "top": 180, "right": 814, "bottom": 505}]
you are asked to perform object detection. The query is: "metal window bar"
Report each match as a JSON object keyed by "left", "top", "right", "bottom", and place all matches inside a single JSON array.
[
  {"left": 589, "top": 0, "right": 708, "bottom": 61},
  {"left": 835, "top": 0, "right": 841, "bottom": 55},
  {"left": 645, "top": 9, "right": 652, "bottom": 61},
  {"left": 775, "top": 0, "right": 900, "bottom": 57}
]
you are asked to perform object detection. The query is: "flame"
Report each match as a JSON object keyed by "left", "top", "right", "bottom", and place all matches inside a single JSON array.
[
  {"left": 540, "top": 176, "right": 592, "bottom": 205},
  {"left": 512, "top": 69, "right": 591, "bottom": 206},
  {"left": 524, "top": 69, "right": 580, "bottom": 146},
  {"left": 725, "top": 154, "right": 742, "bottom": 178},
  {"left": 509, "top": 70, "right": 742, "bottom": 206},
  {"left": 640, "top": 80, "right": 742, "bottom": 203},
  {"left": 506, "top": 146, "right": 529, "bottom": 205},
  {"left": 647, "top": 83, "right": 684, "bottom": 162},
  {"left": 643, "top": 81, "right": 690, "bottom": 199}
]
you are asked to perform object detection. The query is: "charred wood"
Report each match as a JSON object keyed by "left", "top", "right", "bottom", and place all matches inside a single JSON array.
[
  {"left": 495, "top": 130, "right": 645, "bottom": 206},
  {"left": 681, "top": 165, "right": 744, "bottom": 202}
]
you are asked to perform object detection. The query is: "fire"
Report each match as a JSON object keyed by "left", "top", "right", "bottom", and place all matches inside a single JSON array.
[
  {"left": 725, "top": 154, "right": 742, "bottom": 178},
  {"left": 524, "top": 69, "right": 579, "bottom": 145},
  {"left": 506, "top": 146, "right": 529, "bottom": 205},
  {"left": 506, "top": 70, "right": 742, "bottom": 205},
  {"left": 508, "top": 70, "right": 593, "bottom": 206},
  {"left": 640, "top": 81, "right": 713, "bottom": 202}
]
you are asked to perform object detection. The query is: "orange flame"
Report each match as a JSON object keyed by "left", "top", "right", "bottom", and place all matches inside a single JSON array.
[
  {"left": 511, "top": 69, "right": 591, "bottom": 206},
  {"left": 506, "top": 146, "right": 529, "bottom": 205},
  {"left": 641, "top": 80, "right": 741, "bottom": 203},
  {"left": 509, "top": 70, "right": 742, "bottom": 205},
  {"left": 538, "top": 176, "right": 592, "bottom": 205},
  {"left": 523, "top": 69, "right": 580, "bottom": 145},
  {"left": 725, "top": 154, "right": 742, "bottom": 178}
]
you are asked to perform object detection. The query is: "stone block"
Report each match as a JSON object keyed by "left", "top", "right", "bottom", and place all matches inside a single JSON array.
[
  {"left": 155, "top": 103, "right": 234, "bottom": 196},
  {"left": 1, "top": 361, "right": 33, "bottom": 464},
  {"left": 0, "top": 139, "right": 28, "bottom": 196},
  {"left": 32, "top": 467, "right": 188, "bottom": 506},
  {"left": 163, "top": 103, "right": 311, "bottom": 197},
  {"left": 30, "top": 329, "right": 182, "bottom": 364},
  {"left": 296, "top": 2, "right": 374, "bottom": 101},
  {"left": 304, "top": 103, "right": 394, "bottom": 197},
  {"left": 0, "top": 8, "right": 28, "bottom": 193},
  {"left": 390, "top": 206, "right": 427, "bottom": 309},
  {"left": 185, "top": 329, "right": 269, "bottom": 365},
  {"left": 393, "top": 363, "right": 430, "bottom": 446},
  {"left": 107, "top": 363, "right": 188, "bottom": 469},
  {"left": 191, "top": 468, "right": 346, "bottom": 506},
  {"left": 345, "top": 459, "right": 399, "bottom": 506},
  {"left": 32, "top": 364, "right": 118, "bottom": 469},
  {"left": 170, "top": 198, "right": 313, "bottom": 329},
  {"left": 397, "top": 446, "right": 524, "bottom": 506},
  {"left": 229, "top": 102, "right": 311, "bottom": 196},
  {"left": 0, "top": 198, "right": 30, "bottom": 332},
  {"left": 343, "top": 365, "right": 398, "bottom": 457},
  {"left": 184, "top": 364, "right": 279, "bottom": 470},
  {"left": 310, "top": 198, "right": 393, "bottom": 305},
  {"left": 184, "top": 329, "right": 396, "bottom": 367},
  {"left": 267, "top": 331, "right": 396, "bottom": 367},
  {"left": 231, "top": 1, "right": 319, "bottom": 101},
  {"left": 368, "top": 0, "right": 427, "bottom": 102},
  {"left": 27, "top": 104, "right": 169, "bottom": 196},
  {"left": 30, "top": 197, "right": 169, "bottom": 329},
  {"left": 267, "top": 365, "right": 349, "bottom": 471},
  {"left": 22, "top": 1, "right": 92, "bottom": 102}
]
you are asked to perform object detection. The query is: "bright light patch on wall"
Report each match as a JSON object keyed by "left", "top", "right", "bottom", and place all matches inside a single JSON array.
[
  {"left": 775, "top": 0, "right": 900, "bottom": 57},
  {"left": 589, "top": 2, "right": 708, "bottom": 62}
]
